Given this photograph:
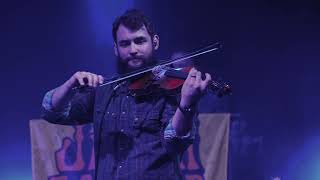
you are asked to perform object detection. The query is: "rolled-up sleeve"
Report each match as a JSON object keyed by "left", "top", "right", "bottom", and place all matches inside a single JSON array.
[
  {"left": 164, "top": 117, "right": 196, "bottom": 141},
  {"left": 41, "top": 88, "right": 94, "bottom": 125},
  {"left": 42, "top": 89, "right": 71, "bottom": 118}
]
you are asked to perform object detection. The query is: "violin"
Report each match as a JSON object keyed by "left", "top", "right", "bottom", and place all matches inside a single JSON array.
[
  {"left": 76, "top": 42, "right": 232, "bottom": 97},
  {"left": 128, "top": 66, "right": 231, "bottom": 97}
]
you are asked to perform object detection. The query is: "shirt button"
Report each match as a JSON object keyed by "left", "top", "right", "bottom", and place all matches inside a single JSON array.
[
  {"left": 119, "top": 165, "right": 122, "bottom": 168},
  {"left": 120, "top": 129, "right": 124, "bottom": 132},
  {"left": 134, "top": 117, "right": 139, "bottom": 121},
  {"left": 122, "top": 111, "right": 126, "bottom": 115}
]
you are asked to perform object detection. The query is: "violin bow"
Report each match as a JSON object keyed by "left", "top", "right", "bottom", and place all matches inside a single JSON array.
[{"left": 98, "top": 42, "right": 222, "bottom": 87}]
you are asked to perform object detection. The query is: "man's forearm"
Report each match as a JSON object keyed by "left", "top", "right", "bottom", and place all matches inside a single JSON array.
[
  {"left": 51, "top": 80, "right": 74, "bottom": 111},
  {"left": 171, "top": 105, "right": 194, "bottom": 136}
]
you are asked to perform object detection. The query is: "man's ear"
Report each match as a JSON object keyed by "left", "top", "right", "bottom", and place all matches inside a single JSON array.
[
  {"left": 152, "top": 35, "right": 160, "bottom": 50},
  {"left": 114, "top": 42, "right": 118, "bottom": 56}
]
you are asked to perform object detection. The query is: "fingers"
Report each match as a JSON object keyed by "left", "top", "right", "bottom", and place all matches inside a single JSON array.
[
  {"left": 74, "top": 72, "right": 85, "bottom": 86},
  {"left": 195, "top": 70, "right": 202, "bottom": 86},
  {"left": 200, "top": 73, "right": 212, "bottom": 91},
  {"left": 186, "top": 68, "right": 197, "bottom": 84},
  {"left": 98, "top": 75, "right": 104, "bottom": 84},
  {"left": 86, "top": 73, "right": 93, "bottom": 86},
  {"left": 92, "top": 73, "right": 99, "bottom": 87},
  {"left": 187, "top": 68, "right": 211, "bottom": 91},
  {"left": 73, "top": 71, "right": 104, "bottom": 88}
]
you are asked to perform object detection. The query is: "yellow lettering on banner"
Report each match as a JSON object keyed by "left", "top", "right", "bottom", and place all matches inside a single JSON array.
[
  {"left": 56, "top": 126, "right": 85, "bottom": 171},
  {"left": 180, "top": 145, "right": 200, "bottom": 170}
]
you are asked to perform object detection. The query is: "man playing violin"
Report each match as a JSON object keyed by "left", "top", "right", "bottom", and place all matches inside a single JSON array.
[{"left": 41, "top": 9, "right": 211, "bottom": 179}]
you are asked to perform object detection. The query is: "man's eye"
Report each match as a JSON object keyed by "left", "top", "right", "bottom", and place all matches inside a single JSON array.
[
  {"left": 134, "top": 38, "right": 146, "bottom": 44},
  {"left": 119, "top": 42, "right": 130, "bottom": 47}
]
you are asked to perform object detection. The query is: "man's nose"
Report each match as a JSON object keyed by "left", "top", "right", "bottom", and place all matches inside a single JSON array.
[{"left": 129, "top": 44, "right": 138, "bottom": 56}]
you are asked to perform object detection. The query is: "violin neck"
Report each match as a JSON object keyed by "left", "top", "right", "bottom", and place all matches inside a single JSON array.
[
  {"left": 164, "top": 69, "right": 231, "bottom": 97},
  {"left": 164, "top": 69, "right": 208, "bottom": 80}
]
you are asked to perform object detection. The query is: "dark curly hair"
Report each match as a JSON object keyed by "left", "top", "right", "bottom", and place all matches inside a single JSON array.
[{"left": 112, "top": 9, "right": 155, "bottom": 43}]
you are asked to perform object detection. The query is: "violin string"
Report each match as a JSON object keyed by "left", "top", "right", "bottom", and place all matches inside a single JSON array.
[
  {"left": 99, "top": 42, "right": 221, "bottom": 87},
  {"left": 157, "top": 42, "right": 221, "bottom": 67}
]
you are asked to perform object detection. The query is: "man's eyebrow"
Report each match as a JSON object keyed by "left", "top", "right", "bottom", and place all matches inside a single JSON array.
[
  {"left": 135, "top": 36, "right": 146, "bottom": 39},
  {"left": 118, "top": 39, "right": 130, "bottom": 44},
  {"left": 134, "top": 36, "right": 148, "bottom": 41}
]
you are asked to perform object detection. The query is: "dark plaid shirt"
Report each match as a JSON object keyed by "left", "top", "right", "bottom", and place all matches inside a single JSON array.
[{"left": 42, "top": 83, "right": 196, "bottom": 179}]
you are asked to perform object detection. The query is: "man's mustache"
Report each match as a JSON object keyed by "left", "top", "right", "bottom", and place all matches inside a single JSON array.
[{"left": 125, "top": 56, "right": 145, "bottom": 61}]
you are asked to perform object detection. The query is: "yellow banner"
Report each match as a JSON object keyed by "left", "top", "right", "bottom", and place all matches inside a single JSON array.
[{"left": 30, "top": 113, "right": 230, "bottom": 180}]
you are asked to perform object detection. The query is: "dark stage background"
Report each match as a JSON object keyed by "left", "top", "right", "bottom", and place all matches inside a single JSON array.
[{"left": 1, "top": 0, "right": 320, "bottom": 179}]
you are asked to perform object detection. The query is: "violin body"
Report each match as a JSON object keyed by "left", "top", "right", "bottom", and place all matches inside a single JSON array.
[{"left": 128, "top": 66, "right": 231, "bottom": 98}]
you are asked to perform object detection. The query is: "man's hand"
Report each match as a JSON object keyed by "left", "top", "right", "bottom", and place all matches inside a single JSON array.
[
  {"left": 65, "top": 71, "right": 104, "bottom": 89},
  {"left": 172, "top": 67, "right": 211, "bottom": 136},
  {"left": 51, "top": 71, "right": 104, "bottom": 110},
  {"left": 180, "top": 68, "right": 211, "bottom": 108}
]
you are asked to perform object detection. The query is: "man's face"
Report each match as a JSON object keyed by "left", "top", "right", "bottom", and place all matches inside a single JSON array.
[{"left": 114, "top": 24, "right": 158, "bottom": 73}]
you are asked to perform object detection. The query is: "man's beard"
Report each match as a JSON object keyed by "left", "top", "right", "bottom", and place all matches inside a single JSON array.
[{"left": 116, "top": 55, "right": 157, "bottom": 75}]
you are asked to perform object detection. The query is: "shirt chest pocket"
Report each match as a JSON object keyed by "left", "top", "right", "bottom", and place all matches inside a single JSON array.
[
  {"left": 139, "top": 110, "right": 163, "bottom": 133},
  {"left": 133, "top": 97, "right": 167, "bottom": 133}
]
